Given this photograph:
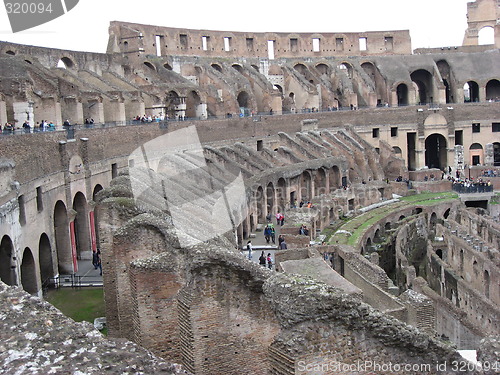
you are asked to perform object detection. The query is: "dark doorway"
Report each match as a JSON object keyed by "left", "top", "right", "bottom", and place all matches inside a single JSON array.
[{"left": 425, "top": 134, "right": 447, "bottom": 169}]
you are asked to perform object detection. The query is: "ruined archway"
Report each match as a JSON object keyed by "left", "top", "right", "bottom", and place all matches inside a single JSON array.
[
  {"left": 329, "top": 166, "right": 341, "bottom": 191},
  {"left": 54, "top": 200, "right": 72, "bottom": 274},
  {"left": 57, "top": 57, "right": 74, "bottom": 69},
  {"left": 396, "top": 83, "right": 408, "bottom": 106},
  {"left": 0, "top": 235, "right": 15, "bottom": 285},
  {"left": 211, "top": 63, "right": 222, "bottom": 73},
  {"left": 73, "top": 192, "right": 90, "bottom": 260},
  {"left": 478, "top": 26, "right": 495, "bottom": 45},
  {"left": 237, "top": 91, "right": 250, "bottom": 116},
  {"left": 21, "top": 247, "right": 37, "bottom": 295},
  {"left": 411, "top": 70, "right": 433, "bottom": 104},
  {"left": 436, "top": 60, "right": 455, "bottom": 103},
  {"left": 425, "top": 133, "right": 447, "bottom": 170},
  {"left": 464, "top": 81, "right": 479, "bottom": 102},
  {"left": 39, "top": 233, "right": 54, "bottom": 286},
  {"left": 314, "top": 168, "right": 327, "bottom": 196},
  {"left": 315, "top": 63, "right": 329, "bottom": 75},
  {"left": 485, "top": 79, "right": 500, "bottom": 101},
  {"left": 301, "top": 171, "right": 312, "bottom": 201},
  {"left": 186, "top": 90, "right": 203, "bottom": 118}
]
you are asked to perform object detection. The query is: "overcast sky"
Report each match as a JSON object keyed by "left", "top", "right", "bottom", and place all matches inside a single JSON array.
[{"left": 0, "top": 0, "right": 472, "bottom": 53}]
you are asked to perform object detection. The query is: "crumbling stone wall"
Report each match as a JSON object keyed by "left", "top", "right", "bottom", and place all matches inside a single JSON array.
[{"left": 0, "top": 282, "right": 187, "bottom": 374}]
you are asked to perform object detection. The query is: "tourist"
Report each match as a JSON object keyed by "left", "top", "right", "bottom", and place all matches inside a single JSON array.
[
  {"left": 278, "top": 235, "right": 285, "bottom": 247},
  {"left": 264, "top": 225, "right": 271, "bottom": 243},
  {"left": 279, "top": 239, "right": 287, "bottom": 250},
  {"left": 246, "top": 240, "right": 252, "bottom": 259},
  {"left": 267, "top": 253, "right": 273, "bottom": 269},
  {"left": 270, "top": 226, "right": 276, "bottom": 244},
  {"left": 259, "top": 251, "right": 266, "bottom": 267}
]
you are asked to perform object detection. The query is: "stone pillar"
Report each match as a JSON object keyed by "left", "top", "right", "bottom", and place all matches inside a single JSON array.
[
  {"left": 455, "top": 145, "right": 465, "bottom": 171},
  {"left": 415, "top": 135, "right": 426, "bottom": 170},
  {"left": 484, "top": 143, "right": 494, "bottom": 166}
]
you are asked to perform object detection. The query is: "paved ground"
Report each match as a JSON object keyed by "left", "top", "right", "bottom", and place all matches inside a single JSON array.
[{"left": 239, "top": 218, "right": 283, "bottom": 270}]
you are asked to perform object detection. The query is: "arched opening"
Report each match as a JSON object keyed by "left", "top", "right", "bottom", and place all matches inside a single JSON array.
[
  {"left": 437, "top": 60, "right": 454, "bottom": 103},
  {"left": 425, "top": 133, "right": 447, "bottom": 170},
  {"left": 73, "top": 192, "right": 90, "bottom": 260},
  {"left": 315, "top": 63, "right": 329, "bottom": 75},
  {"left": 0, "top": 235, "right": 15, "bottom": 285},
  {"left": 411, "top": 70, "right": 433, "bottom": 105},
  {"left": 211, "top": 63, "right": 222, "bottom": 73},
  {"left": 398, "top": 215, "right": 406, "bottom": 221},
  {"left": 436, "top": 249, "right": 443, "bottom": 259},
  {"left": 443, "top": 208, "right": 450, "bottom": 219},
  {"left": 57, "top": 57, "right": 74, "bottom": 69},
  {"left": 21, "top": 248, "right": 37, "bottom": 295},
  {"left": 165, "top": 91, "right": 182, "bottom": 119},
  {"left": 464, "top": 81, "right": 479, "bottom": 102},
  {"left": 143, "top": 61, "right": 156, "bottom": 71},
  {"left": 301, "top": 171, "right": 312, "bottom": 200},
  {"left": 232, "top": 64, "right": 243, "bottom": 73},
  {"left": 6, "top": 50, "right": 15, "bottom": 55},
  {"left": 484, "top": 270, "right": 490, "bottom": 298},
  {"left": 469, "top": 143, "right": 483, "bottom": 166},
  {"left": 365, "top": 237, "right": 373, "bottom": 251},
  {"left": 338, "top": 63, "right": 353, "bottom": 79},
  {"left": 396, "top": 84, "right": 408, "bottom": 106},
  {"left": 373, "top": 229, "right": 382, "bottom": 243},
  {"left": 277, "top": 178, "right": 287, "bottom": 212},
  {"left": 329, "top": 166, "right": 341, "bottom": 191},
  {"left": 273, "top": 84, "right": 283, "bottom": 95},
  {"left": 266, "top": 182, "right": 275, "bottom": 217},
  {"left": 385, "top": 222, "right": 391, "bottom": 231},
  {"left": 485, "top": 79, "right": 500, "bottom": 101},
  {"left": 163, "top": 63, "right": 172, "bottom": 70},
  {"left": 494, "top": 142, "right": 500, "bottom": 167},
  {"left": 478, "top": 26, "right": 495, "bottom": 45},
  {"left": 430, "top": 212, "right": 438, "bottom": 234},
  {"left": 237, "top": 91, "right": 250, "bottom": 116},
  {"left": 314, "top": 168, "right": 326, "bottom": 196},
  {"left": 39, "top": 233, "right": 54, "bottom": 286},
  {"left": 392, "top": 146, "right": 402, "bottom": 155},
  {"left": 294, "top": 63, "right": 308, "bottom": 76},
  {"left": 54, "top": 200, "right": 72, "bottom": 274},
  {"left": 251, "top": 64, "right": 259, "bottom": 72},
  {"left": 186, "top": 90, "right": 202, "bottom": 118}
]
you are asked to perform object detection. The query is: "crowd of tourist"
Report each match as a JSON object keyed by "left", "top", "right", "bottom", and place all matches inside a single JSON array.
[{"left": 449, "top": 176, "right": 493, "bottom": 193}]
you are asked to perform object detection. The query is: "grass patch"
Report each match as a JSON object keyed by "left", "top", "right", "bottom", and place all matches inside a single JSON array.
[{"left": 45, "top": 287, "right": 105, "bottom": 328}]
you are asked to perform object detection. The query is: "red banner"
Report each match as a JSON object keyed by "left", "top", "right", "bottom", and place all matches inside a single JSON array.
[
  {"left": 70, "top": 221, "right": 78, "bottom": 273},
  {"left": 89, "top": 211, "right": 97, "bottom": 252}
]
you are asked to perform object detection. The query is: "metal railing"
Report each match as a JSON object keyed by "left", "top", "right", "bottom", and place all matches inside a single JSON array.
[{"left": 452, "top": 183, "right": 493, "bottom": 194}]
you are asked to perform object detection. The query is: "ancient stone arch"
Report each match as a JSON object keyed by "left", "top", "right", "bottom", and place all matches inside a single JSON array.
[
  {"left": 38, "top": 233, "right": 54, "bottom": 287},
  {"left": 20, "top": 247, "right": 37, "bottom": 295},
  {"left": 0, "top": 235, "right": 15, "bottom": 285},
  {"left": 53, "top": 200, "right": 72, "bottom": 274}
]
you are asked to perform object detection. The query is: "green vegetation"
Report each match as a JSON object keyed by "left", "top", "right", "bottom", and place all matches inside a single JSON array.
[
  {"left": 45, "top": 287, "right": 106, "bottom": 333},
  {"left": 329, "top": 192, "right": 459, "bottom": 247},
  {"left": 490, "top": 192, "right": 500, "bottom": 205}
]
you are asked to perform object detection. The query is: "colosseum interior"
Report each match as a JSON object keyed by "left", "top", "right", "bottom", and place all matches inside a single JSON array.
[{"left": 1, "top": 0, "right": 500, "bottom": 374}]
